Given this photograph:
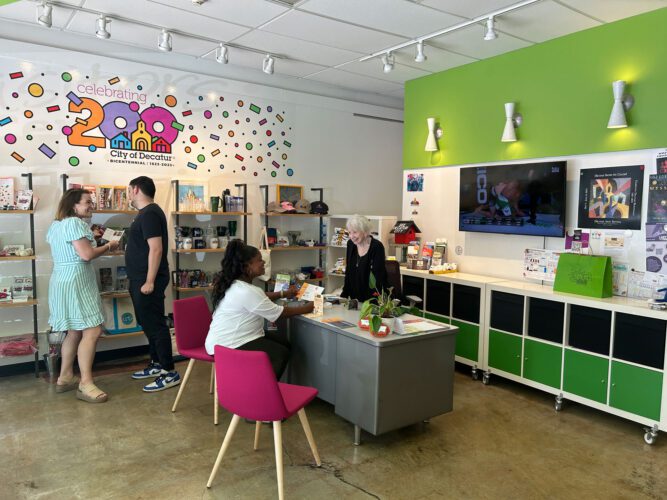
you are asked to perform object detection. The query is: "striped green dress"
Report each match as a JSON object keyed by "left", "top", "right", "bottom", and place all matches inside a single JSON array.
[{"left": 46, "top": 217, "right": 105, "bottom": 331}]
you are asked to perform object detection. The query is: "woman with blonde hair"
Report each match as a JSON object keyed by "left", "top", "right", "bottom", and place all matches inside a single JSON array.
[{"left": 47, "top": 188, "right": 119, "bottom": 403}]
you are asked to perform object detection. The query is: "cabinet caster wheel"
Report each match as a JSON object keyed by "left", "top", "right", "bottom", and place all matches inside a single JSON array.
[
  {"left": 554, "top": 402, "right": 562, "bottom": 412},
  {"left": 644, "top": 425, "right": 658, "bottom": 445},
  {"left": 482, "top": 373, "right": 490, "bottom": 385},
  {"left": 471, "top": 369, "right": 479, "bottom": 381}
]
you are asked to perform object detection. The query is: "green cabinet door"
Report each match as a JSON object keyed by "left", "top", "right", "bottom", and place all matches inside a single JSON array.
[
  {"left": 563, "top": 349, "right": 609, "bottom": 404},
  {"left": 451, "top": 319, "right": 479, "bottom": 362},
  {"left": 523, "top": 339, "right": 562, "bottom": 389},
  {"left": 488, "top": 329, "right": 522, "bottom": 375},
  {"left": 609, "top": 361, "right": 663, "bottom": 421}
]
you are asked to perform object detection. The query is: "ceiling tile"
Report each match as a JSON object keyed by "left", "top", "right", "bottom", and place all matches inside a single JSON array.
[
  {"left": 81, "top": 0, "right": 251, "bottom": 42},
  {"left": 232, "top": 29, "right": 363, "bottom": 66},
  {"left": 66, "top": 11, "right": 218, "bottom": 57},
  {"left": 145, "top": 0, "right": 289, "bottom": 28},
  {"left": 429, "top": 22, "right": 531, "bottom": 60},
  {"left": 259, "top": 10, "right": 408, "bottom": 53},
  {"left": 298, "top": 0, "right": 465, "bottom": 38},
  {"left": 338, "top": 59, "right": 431, "bottom": 84},
  {"left": 305, "top": 68, "right": 403, "bottom": 94},
  {"left": 420, "top": 0, "right": 520, "bottom": 19},
  {"left": 0, "top": 0, "right": 77, "bottom": 29},
  {"left": 394, "top": 43, "right": 477, "bottom": 72},
  {"left": 558, "top": 0, "right": 667, "bottom": 23},
  {"left": 496, "top": 0, "right": 601, "bottom": 43}
]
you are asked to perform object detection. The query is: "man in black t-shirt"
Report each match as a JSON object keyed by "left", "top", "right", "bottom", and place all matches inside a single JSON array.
[{"left": 126, "top": 176, "right": 180, "bottom": 392}]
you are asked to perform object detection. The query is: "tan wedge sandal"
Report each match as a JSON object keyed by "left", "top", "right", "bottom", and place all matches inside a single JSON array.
[
  {"left": 77, "top": 383, "right": 108, "bottom": 404},
  {"left": 55, "top": 376, "right": 79, "bottom": 393}
]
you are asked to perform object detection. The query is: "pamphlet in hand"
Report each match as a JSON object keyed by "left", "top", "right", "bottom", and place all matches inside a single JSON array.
[
  {"left": 296, "top": 282, "right": 324, "bottom": 301},
  {"left": 102, "top": 227, "right": 125, "bottom": 242}
]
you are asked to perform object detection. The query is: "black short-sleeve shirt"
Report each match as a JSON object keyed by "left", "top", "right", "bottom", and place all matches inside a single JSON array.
[{"left": 126, "top": 203, "right": 169, "bottom": 280}]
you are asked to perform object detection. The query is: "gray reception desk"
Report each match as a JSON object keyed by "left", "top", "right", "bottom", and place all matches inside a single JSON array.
[{"left": 287, "top": 305, "right": 458, "bottom": 444}]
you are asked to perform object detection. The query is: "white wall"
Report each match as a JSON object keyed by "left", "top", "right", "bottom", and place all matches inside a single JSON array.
[
  {"left": 402, "top": 148, "right": 663, "bottom": 281},
  {"left": 0, "top": 39, "right": 403, "bottom": 362}
]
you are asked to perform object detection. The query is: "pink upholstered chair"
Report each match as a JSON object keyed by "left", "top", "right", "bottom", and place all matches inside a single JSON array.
[
  {"left": 171, "top": 296, "right": 219, "bottom": 424},
  {"left": 207, "top": 345, "right": 321, "bottom": 499}
]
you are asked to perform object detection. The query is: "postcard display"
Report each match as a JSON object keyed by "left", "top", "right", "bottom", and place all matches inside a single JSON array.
[{"left": 0, "top": 174, "right": 39, "bottom": 373}]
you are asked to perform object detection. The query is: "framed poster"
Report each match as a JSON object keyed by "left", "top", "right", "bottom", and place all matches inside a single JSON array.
[
  {"left": 577, "top": 165, "right": 644, "bottom": 230},
  {"left": 276, "top": 184, "right": 303, "bottom": 203},
  {"left": 178, "top": 184, "right": 205, "bottom": 208}
]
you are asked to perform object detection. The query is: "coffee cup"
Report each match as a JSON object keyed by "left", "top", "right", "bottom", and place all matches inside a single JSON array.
[
  {"left": 210, "top": 196, "right": 221, "bottom": 213},
  {"left": 209, "top": 237, "right": 219, "bottom": 249},
  {"left": 183, "top": 237, "right": 193, "bottom": 250},
  {"left": 194, "top": 239, "right": 206, "bottom": 249},
  {"left": 216, "top": 226, "right": 228, "bottom": 237},
  {"left": 192, "top": 227, "right": 203, "bottom": 238}
]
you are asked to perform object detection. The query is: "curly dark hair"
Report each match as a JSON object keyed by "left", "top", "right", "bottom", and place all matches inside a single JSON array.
[{"left": 211, "top": 239, "right": 261, "bottom": 309}]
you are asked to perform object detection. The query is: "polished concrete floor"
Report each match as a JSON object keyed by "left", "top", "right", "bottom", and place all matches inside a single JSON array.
[{"left": 1, "top": 359, "right": 666, "bottom": 500}]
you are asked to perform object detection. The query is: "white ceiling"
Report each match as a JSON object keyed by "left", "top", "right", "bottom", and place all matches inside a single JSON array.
[{"left": 0, "top": 0, "right": 666, "bottom": 108}]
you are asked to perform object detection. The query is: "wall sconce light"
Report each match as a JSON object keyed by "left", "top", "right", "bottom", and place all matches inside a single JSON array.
[
  {"left": 425, "top": 117, "right": 442, "bottom": 151},
  {"left": 501, "top": 102, "right": 522, "bottom": 142},
  {"left": 607, "top": 80, "right": 634, "bottom": 129}
]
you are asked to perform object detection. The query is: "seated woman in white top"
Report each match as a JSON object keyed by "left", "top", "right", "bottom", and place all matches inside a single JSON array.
[{"left": 205, "top": 239, "right": 314, "bottom": 378}]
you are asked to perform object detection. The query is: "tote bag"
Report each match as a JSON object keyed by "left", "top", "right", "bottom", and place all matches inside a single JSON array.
[
  {"left": 258, "top": 226, "right": 272, "bottom": 281},
  {"left": 553, "top": 253, "right": 612, "bottom": 298}
]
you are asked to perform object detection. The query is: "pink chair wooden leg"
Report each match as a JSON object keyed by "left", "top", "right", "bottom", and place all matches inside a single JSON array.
[
  {"left": 207, "top": 414, "right": 241, "bottom": 488},
  {"left": 254, "top": 421, "right": 262, "bottom": 450},
  {"left": 171, "top": 358, "right": 195, "bottom": 412},
  {"left": 214, "top": 376, "right": 219, "bottom": 425},
  {"left": 209, "top": 363, "right": 214, "bottom": 394},
  {"left": 297, "top": 408, "right": 321, "bottom": 466},
  {"left": 273, "top": 420, "right": 284, "bottom": 500}
]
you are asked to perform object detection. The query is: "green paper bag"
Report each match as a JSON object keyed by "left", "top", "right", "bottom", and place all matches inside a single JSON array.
[{"left": 553, "top": 254, "right": 613, "bottom": 298}]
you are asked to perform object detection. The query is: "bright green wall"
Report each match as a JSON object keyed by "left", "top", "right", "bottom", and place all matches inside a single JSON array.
[{"left": 403, "top": 8, "right": 667, "bottom": 169}]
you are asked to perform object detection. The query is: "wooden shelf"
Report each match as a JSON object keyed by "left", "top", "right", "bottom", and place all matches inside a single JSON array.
[
  {"left": 100, "top": 291, "right": 130, "bottom": 299},
  {"left": 262, "top": 213, "right": 327, "bottom": 218},
  {"left": 0, "top": 299, "right": 38, "bottom": 308},
  {"left": 100, "top": 331, "right": 144, "bottom": 340},
  {"left": 328, "top": 245, "right": 347, "bottom": 249},
  {"left": 328, "top": 272, "right": 345, "bottom": 277},
  {"left": 173, "top": 211, "right": 251, "bottom": 216},
  {"left": 269, "top": 246, "right": 325, "bottom": 251},
  {"left": 0, "top": 255, "right": 36, "bottom": 261},
  {"left": 93, "top": 209, "right": 137, "bottom": 214},
  {"left": 0, "top": 209, "right": 34, "bottom": 214},
  {"left": 173, "top": 286, "right": 214, "bottom": 292},
  {"left": 174, "top": 248, "right": 226, "bottom": 254}
]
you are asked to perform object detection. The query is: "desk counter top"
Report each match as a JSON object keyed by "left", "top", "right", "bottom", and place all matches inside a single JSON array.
[{"left": 291, "top": 305, "right": 456, "bottom": 347}]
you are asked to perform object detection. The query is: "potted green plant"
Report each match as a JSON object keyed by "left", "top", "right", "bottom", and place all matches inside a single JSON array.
[{"left": 359, "top": 272, "right": 401, "bottom": 337}]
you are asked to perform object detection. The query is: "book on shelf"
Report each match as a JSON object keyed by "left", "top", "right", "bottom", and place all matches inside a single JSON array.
[
  {"left": 113, "top": 185, "right": 129, "bottom": 210},
  {"left": 16, "top": 190, "right": 33, "bottom": 210},
  {"left": 11, "top": 276, "right": 32, "bottom": 301},
  {"left": 99, "top": 267, "right": 114, "bottom": 292},
  {"left": 0, "top": 177, "right": 14, "bottom": 207},
  {"left": 330, "top": 227, "right": 349, "bottom": 247},
  {"left": 83, "top": 185, "right": 98, "bottom": 209},
  {"left": 98, "top": 186, "right": 113, "bottom": 210},
  {"left": 116, "top": 266, "right": 129, "bottom": 292}
]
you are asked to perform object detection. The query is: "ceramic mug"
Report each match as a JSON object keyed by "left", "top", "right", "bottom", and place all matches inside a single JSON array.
[
  {"left": 209, "top": 237, "right": 219, "bottom": 249},
  {"left": 216, "top": 226, "right": 228, "bottom": 237},
  {"left": 192, "top": 227, "right": 203, "bottom": 238},
  {"left": 183, "top": 237, "right": 193, "bottom": 250},
  {"left": 228, "top": 220, "right": 237, "bottom": 237},
  {"left": 210, "top": 196, "right": 221, "bottom": 213},
  {"left": 194, "top": 239, "right": 206, "bottom": 249}
]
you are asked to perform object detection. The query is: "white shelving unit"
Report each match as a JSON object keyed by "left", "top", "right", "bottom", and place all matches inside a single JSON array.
[{"left": 325, "top": 214, "right": 397, "bottom": 293}]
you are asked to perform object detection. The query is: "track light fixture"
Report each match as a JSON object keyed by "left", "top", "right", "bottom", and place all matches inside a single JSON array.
[
  {"left": 37, "top": 2, "right": 53, "bottom": 28},
  {"left": 158, "top": 29, "right": 172, "bottom": 52},
  {"left": 262, "top": 54, "right": 275, "bottom": 75},
  {"left": 215, "top": 43, "right": 229, "bottom": 64},
  {"left": 95, "top": 15, "right": 111, "bottom": 39},
  {"left": 415, "top": 41, "right": 427, "bottom": 63},
  {"left": 381, "top": 52, "right": 395, "bottom": 73},
  {"left": 484, "top": 16, "right": 498, "bottom": 41}
]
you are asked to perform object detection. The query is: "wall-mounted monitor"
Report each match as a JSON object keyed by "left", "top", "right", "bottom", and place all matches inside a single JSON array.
[{"left": 459, "top": 161, "right": 567, "bottom": 238}]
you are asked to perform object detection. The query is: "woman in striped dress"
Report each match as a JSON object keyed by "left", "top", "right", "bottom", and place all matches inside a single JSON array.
[{"left": 47, "top": 189, "right": 119, "bottom": 403}]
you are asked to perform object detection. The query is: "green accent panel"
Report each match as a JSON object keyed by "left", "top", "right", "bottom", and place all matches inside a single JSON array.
[
  {"left": 610, "top": 361, "right": 663, "bottom": 421},
  {"left": 0, "top": 0, "right": 21, "bottom": 6},
  {"left": 424, "top": 312, "right": 449, "bottom": 323},
  {"left": 488, "top": 329, "right": 521, "bottom": 375},
  {"left": 404, "top": 8, "right": 667, "bottom": 169},
  {"left": 523, "top": 339, "right": 562, "bottom": 389},
  {"left": 451, "top": 319, "right": 478, "bottom": 361},
  {"left": 563, "top": 349, "right": 609, "bottom": 404}
]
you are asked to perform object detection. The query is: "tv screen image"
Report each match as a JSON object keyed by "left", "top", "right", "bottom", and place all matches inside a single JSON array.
[{"left": 459, "top": 161, "right": 567, "bottom": 238}]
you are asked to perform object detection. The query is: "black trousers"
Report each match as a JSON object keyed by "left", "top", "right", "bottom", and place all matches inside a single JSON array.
[
  {"left": 129, "top": 275, "right": 174, "bottom": 371},
  {"left": 237, "top": 331, "right": 290, "bottom": 380}
]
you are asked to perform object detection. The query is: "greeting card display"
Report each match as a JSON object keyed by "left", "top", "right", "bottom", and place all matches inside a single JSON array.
[
  {"left": 578, "top": 165, "right": 644, "bottom": 230},
  {"left": 0, "top": 178, "right": 14, "bottom": 206}
]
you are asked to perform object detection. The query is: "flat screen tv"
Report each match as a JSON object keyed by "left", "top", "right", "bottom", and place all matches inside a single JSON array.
[{"left": 459, "top": 161, "right": 567, "bottom": 238}]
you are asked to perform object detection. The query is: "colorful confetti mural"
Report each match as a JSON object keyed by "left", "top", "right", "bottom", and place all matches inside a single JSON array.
[{"left": 1, "top": 67, "right": 294, "bottom": 177}]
